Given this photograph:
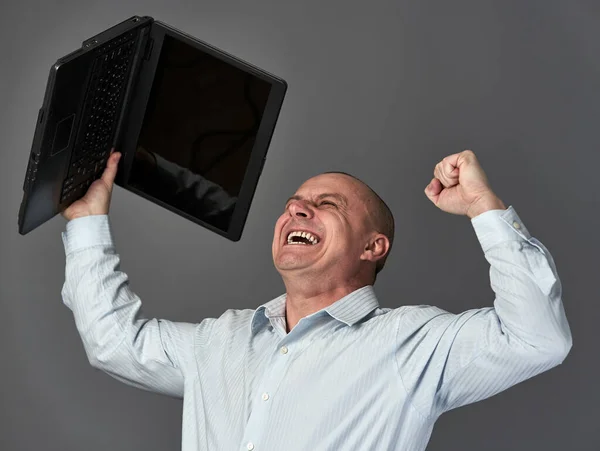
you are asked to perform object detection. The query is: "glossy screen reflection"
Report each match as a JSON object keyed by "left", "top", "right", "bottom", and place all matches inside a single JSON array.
[{"left": 128, "top": 35, "right": 272, "bottom": 232}]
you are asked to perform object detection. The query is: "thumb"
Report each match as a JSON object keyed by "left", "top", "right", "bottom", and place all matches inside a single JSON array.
[
  {"left": 101, "top": 151, "right": 121, "bottom": 189},
  {"left": 425, "top": 178, "right": 442, "bottom": 197}
]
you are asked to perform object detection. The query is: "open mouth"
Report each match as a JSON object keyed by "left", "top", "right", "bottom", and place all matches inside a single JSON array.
[{"left": 286, "top": 230, "right": 320, "bottom": 246}]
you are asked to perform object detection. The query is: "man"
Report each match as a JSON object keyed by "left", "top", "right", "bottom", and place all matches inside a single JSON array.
[{"left": 60, "top": 149, "right": 572, "bottom": 451}]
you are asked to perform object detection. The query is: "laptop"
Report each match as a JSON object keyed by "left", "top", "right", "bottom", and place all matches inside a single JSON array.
[{"left": 18, "top": 15, "right": 287, "bottom": 241}]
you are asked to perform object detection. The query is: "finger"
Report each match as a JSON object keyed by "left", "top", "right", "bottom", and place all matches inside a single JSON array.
[
  {"left": 434, "top": 163, "right": 449, "bottom": 187},
  {"left": 101, "top": 151, "right": 121, "bottom": 189},
  {"left": 441, "top": 157, "right": 459, "bottom": 178},
  {"left": 434, "top": 161, "right": 458, "bottom": 188},
  {"left": 425, "top": 177, "right": 442, "bottom": 198},
  {"left": 446, "top": 160, "right": 459, "bottom": 177}
]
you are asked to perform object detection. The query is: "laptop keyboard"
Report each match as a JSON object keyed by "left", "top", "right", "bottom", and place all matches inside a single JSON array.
[{"left": 60, "top": 32, "right": 139, "bottom": 204}]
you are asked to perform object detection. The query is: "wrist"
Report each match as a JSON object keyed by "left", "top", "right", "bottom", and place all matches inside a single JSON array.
[{"left": 467, "top": 194, "right": 506, "bottom": 219}]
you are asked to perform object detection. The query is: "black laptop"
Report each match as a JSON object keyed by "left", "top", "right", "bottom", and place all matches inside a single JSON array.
[{"left": 18, "top": 15, "right": 287, "bottom": 241}]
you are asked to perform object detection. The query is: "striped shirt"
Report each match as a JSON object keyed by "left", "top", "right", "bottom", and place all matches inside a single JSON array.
[{"left": 60, "top": 205, "right": 572, "bottom": 451}]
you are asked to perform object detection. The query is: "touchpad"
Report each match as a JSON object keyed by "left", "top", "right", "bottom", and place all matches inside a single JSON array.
[{"left": 51, "top": 113, "right": 75, "bottom": 156}]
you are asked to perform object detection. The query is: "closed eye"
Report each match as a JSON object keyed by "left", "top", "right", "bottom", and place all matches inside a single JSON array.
[{"left": 283, "top": 199, "right": 338, "bottom": 210}]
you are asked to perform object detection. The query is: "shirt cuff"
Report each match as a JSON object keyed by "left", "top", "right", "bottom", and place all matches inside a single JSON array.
[
  {"left": 61, "top": 214, "right": 115, "bottom": 255},
  {"left": 471, "top": 205, "right": 544, "bottom": 254}
]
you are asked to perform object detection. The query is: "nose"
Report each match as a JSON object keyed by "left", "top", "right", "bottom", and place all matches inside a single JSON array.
[{"left": 288, "top": 200, "right": 314, "bottom": 219}]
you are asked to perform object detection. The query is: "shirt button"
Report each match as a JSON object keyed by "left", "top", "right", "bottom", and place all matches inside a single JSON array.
[
  {"left": 513, "top": 221, "right": 521, "bottom": 229},
  {"left": 262, "top": 392, "right": 270, "bottom": 401},
  {"left": 247, "top": 443, "right": 254, "bottom": 450},
  {"left": 280, "top": 346, "right": 288, "bottom": 354}
]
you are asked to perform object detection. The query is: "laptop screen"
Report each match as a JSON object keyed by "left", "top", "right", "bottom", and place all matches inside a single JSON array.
[{"left": 127, "top": 34, "right": 272, "bottom": 233}]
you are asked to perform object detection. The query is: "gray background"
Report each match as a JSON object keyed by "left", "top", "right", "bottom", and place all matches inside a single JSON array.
[{"left": 0, "top": 1, "right": 597, "bottom": 450}]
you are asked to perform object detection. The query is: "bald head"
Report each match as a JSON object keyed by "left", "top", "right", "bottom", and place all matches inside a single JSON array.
[{"left": 322, "top": 171, "right": 395, "bottom": 280}]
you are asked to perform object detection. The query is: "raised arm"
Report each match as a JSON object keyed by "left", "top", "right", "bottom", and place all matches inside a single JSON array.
[
  {"left": 396, "top": 206, "right": 571, "bottom": 418},
  {"left": 60, "top": 150, "right": 206, "bottom": 398},
  {"left": 395, "top": 150, "right": 572, "bottom": 419}
]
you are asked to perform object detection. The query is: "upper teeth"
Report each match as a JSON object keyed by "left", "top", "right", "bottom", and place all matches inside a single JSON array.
[{"left": 287, "top": 231, "right": 319, "bottom": 245}]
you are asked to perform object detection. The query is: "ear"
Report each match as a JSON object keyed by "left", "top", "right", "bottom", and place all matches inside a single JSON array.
[{"left": 360, "top": 234, "right": 390, "bottom": 265}]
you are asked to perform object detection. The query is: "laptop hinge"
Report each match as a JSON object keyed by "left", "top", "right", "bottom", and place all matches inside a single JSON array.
[
  {"left": 143, "top": 38, "right": 154, "bottom": 61},
  {"left": 111, "top": 28, "right": 152, "bottom": 151}
]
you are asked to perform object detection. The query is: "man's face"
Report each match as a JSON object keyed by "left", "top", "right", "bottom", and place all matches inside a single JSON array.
[{"left": 272, "top": 173, "right": 374, "bottom": 280}]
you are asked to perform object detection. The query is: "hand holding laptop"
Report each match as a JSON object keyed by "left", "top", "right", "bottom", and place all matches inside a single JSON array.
[{"left": 61, "top": 149, "right": 121, "bottom": 221}]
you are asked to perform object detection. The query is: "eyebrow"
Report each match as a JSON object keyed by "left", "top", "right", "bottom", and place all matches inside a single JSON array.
[{"left": 285, "top": 193, "right": 349, "bottom": 207}]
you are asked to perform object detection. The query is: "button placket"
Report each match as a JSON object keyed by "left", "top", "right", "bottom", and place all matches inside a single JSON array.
[{"left": 241, "top": 342, "right": 293, "bottom": 451}]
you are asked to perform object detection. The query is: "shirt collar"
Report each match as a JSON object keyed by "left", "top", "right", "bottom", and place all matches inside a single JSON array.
[{"left": 251, "top": 285, "right": 380, "bottom": 334}]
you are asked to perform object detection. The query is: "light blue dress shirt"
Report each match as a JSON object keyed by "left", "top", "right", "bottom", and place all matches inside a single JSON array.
[{"left": 60, "top": 205, "right": 572, "bottom": 451}]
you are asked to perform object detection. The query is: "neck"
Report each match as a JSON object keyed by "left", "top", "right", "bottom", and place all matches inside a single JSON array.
[{"left": 281, "top": 275, "right": 369, "bottom": 332}]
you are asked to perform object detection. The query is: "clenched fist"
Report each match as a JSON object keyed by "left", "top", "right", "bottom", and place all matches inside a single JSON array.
[{"left": 424, "top": 150, "right": 506, "bottom": 219}]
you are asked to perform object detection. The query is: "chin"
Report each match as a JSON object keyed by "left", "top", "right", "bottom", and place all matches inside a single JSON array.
[{"left": 275, "top": 256, "right": 313, "bottom": 272}]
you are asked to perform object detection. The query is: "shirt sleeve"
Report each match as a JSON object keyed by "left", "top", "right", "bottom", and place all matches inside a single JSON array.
[
  {"left": 395, "top": 206, "right": 572, "bottom": 419},
  {"left": 60, "top": 214, "right": 208, "bottom": 398}
]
